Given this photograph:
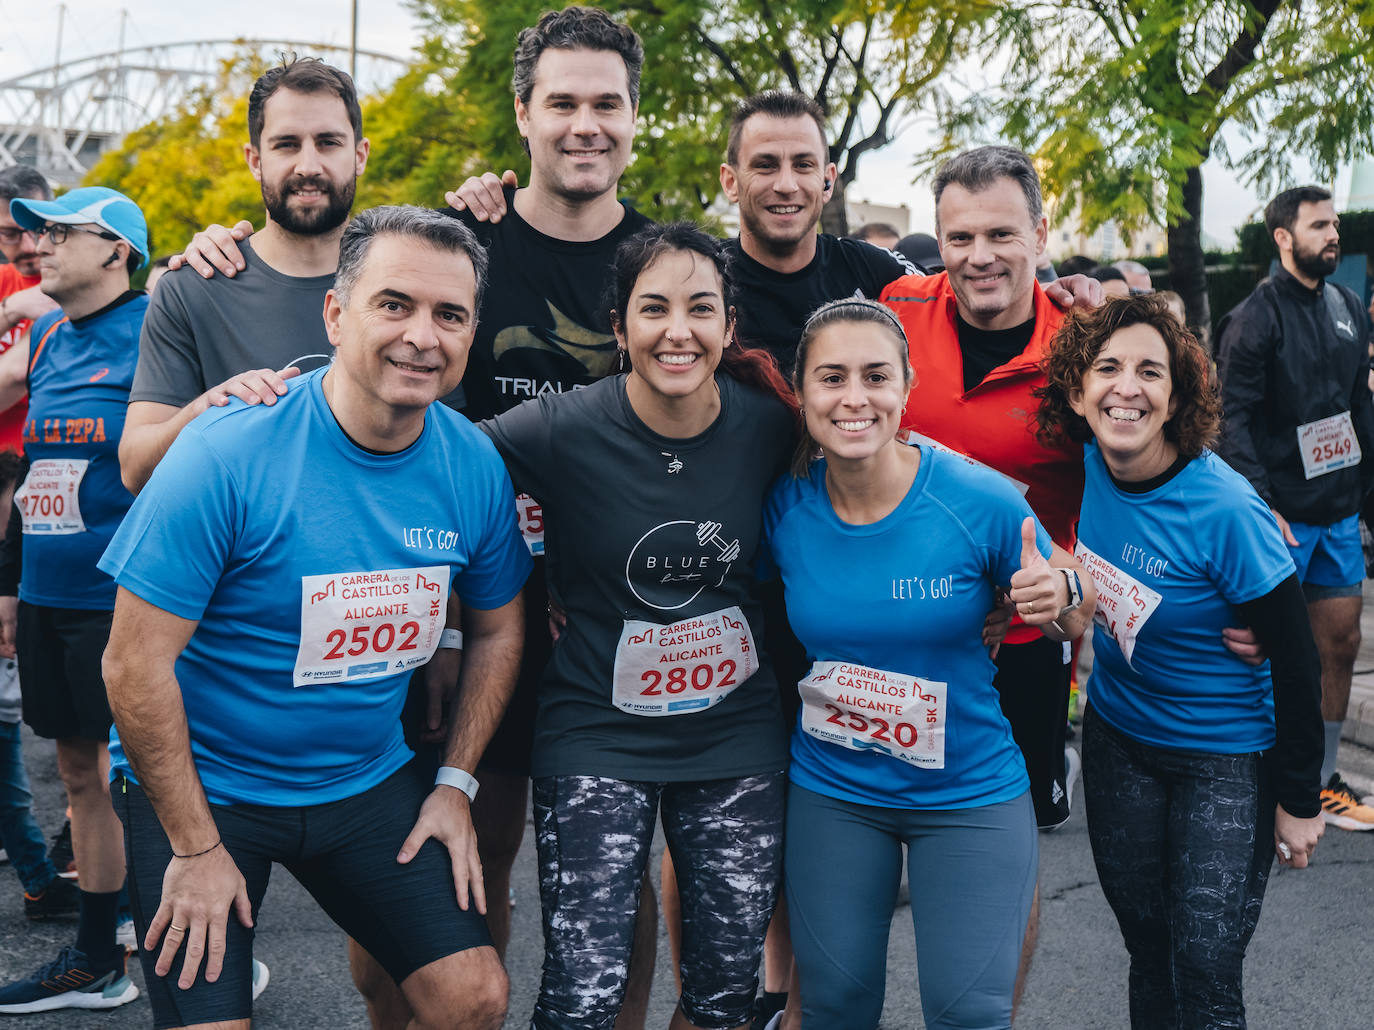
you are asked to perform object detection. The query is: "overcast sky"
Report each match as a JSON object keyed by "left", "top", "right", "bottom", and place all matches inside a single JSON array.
[{"left": 2, "top": 0, "right": 1344, "bottom": 248}]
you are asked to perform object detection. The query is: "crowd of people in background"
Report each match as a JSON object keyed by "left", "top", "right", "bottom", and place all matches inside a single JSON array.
[{"left": 0, "top": 5, "right": 1370, "bottom": 1030}]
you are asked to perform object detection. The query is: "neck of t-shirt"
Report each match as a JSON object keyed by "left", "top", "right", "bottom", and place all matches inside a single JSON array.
[
  {"left": 1105, "top": 449, "right": 1190, "bottom": 493},
  {"left": 513, "top": 183, "right": 626, "bottom": 242},
  {"left": 738, "top": 228, "right": 819, "bottom": 276},
  {"left": 251, "top": 221, "right": 344, "bottom": 278},
  {"left": 70, "top": 289, "right": 143, "bottom": 326},
  {"left": 955, "top": 311, "right": 1036, "bottom": 392}
]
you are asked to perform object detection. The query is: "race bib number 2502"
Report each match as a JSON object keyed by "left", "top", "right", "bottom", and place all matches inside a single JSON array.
[{"left": 293, "top": 566, "right": 449, "bottom": 686}]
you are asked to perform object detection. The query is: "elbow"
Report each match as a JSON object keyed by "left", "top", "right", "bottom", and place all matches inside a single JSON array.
[{"left": 117, "top": 439, "right": 149, "bottom": 496}]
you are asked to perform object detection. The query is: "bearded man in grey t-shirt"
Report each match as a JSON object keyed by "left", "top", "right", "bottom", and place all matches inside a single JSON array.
[{"left": 118, "top": 57, "right": 369, "bottom": 495}]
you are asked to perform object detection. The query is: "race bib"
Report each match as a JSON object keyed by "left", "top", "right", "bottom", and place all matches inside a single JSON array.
[
  {"left": 1297, "top": 412, "right": 1360, "bottom": 480},
  {"left": 799, "top": 660, "right": 947, "bottom": 770},
  {"left": 15, "top": 459, "right": 88, "bottom": 535},
  {"left": 515, "top": 493, "right": 545, "bottom": 556},
  {"left": 293, "top": 566, "right": 449, "bottom": 686},
  {"left": 1075, "top": 542, "right": 1162, "bottom": 666},
  {"left": 611, "top": 606, "right": 757, "bottom": 716}
]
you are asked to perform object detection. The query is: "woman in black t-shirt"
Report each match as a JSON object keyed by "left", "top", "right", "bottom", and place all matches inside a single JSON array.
[{"left": 483, "top": 223, "right": 796, "bottom": 1030}]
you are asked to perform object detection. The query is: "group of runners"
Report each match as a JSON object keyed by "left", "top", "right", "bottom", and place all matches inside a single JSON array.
[{"left": 0, "top": 5, "right": 1369, "bottom": 1030}]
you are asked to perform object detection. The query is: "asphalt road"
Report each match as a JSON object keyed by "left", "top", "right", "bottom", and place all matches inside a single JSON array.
[{"left": 3, "top": 728, "right": 1374, "bottom": 1029}]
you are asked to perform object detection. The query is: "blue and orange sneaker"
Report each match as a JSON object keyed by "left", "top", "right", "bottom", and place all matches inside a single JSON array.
[{"left": 0, "top": 945, "right": 138, "bottom": 1013}]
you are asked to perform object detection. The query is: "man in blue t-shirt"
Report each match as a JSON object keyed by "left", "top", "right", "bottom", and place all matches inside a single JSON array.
[
  {"left": 96, "top": 206, "right": 530, "bottom": 1029},
  {"left": 0, "top": 186, "right": 150, "bottom": 1015}
]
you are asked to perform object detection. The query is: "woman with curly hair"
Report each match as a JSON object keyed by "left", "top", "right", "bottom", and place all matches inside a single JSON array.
[{"left": 1036, "top": 295, "right": 1325, "bottom": 1028}]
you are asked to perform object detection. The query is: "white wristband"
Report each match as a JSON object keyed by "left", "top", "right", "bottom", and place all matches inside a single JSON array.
[
  {"left": 439, "top": 628, "right": 464, "bottom": 650},
  {"left": 434, "top": 766, "right": 479, "bottom": 801}
]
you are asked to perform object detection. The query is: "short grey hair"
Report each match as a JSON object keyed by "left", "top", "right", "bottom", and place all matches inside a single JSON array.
[
  {"left": 933, "top": 145, "right": 1043, "bottom": 230},
  {"left": 0, "top": 165, "right": 53, "bottom": 205},
  {"left": 334, "top": 205, "right": 488, "bottom": 310}
]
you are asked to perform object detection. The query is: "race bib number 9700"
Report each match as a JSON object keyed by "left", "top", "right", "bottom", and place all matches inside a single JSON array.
[
  {"left": 293, "top": 566, "right": 449, "bottom": 686},
  {"left": 15, "top": 459, "right": 88, "bottom": 535},
  {"left": 611, "top": 606, "right": 757, "bottom": 717},
  {"left": 799, "top": 660, "right": 947, "bottom": 769}
]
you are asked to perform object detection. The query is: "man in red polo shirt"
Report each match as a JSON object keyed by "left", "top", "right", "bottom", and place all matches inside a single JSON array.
[{"left": 0, "top": 166, "right": 59, "bottom": 454}]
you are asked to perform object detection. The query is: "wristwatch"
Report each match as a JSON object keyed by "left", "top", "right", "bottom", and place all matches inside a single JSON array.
[{"left": 1056, "top": 568, "right": 1084, "bottom": 620}]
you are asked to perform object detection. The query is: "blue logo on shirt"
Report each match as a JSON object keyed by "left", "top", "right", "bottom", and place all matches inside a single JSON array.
[{"left": 347, "top": 660, "right": 390, "bottom": 678}]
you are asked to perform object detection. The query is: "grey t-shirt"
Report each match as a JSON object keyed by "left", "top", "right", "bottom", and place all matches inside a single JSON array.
[
  {"left": 130, "top": 238, "right": 334, "bottom": 407},
  {"left": 483, "top": 374, "right": 794, "bottom": 781}
]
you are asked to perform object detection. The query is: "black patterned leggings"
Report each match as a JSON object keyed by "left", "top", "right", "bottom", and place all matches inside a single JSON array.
[
  {"left": 531, "top": 771, "right": 784, "bottom": 1030},
  {"left": 1083, "top": 706, "right": 1275, "bottom": 1030}
]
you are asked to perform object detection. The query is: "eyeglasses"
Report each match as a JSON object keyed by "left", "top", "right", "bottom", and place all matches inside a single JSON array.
[
  {"left": 0, "top": 227, "right": 33, "bottom": 245},
  {"left": 35, "top": 224, "right": 121, "bottom": 246}
]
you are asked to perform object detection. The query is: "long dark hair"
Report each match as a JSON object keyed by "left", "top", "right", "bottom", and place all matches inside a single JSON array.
[{"left": 609, "top": 222, "right": 797, "bottom": 413}]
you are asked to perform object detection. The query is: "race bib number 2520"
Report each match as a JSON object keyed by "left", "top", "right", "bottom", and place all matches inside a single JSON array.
[{"left": 293, "top": 566, "right": 449, "bottom": 686}]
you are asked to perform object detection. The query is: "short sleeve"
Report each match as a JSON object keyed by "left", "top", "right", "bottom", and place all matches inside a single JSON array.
[
  {"left": 450, "top": 454, "right": 533, "bottom": 610},
  {"left": 130, "top": 276, "right": 206, "bottom": 407},
  {"left": 989, "top": 499, "right": 1051, "bottom": 588},
  {"left": 1201, "top": 483, "right": 1294, "bottom": 605},
  {"left": 480, "top": 395, "right": 558, "bottom": 500},
  {"left": 97, "top": 425, "right": 240, "bottom": 620}
]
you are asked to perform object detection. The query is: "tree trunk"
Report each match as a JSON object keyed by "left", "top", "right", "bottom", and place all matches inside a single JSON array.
[
  {"left": 821, "top": 178, "right": 849, "bottom": 237},
  {"left": 1166, "top": 165, "right": 1212, "bottom": 349}
]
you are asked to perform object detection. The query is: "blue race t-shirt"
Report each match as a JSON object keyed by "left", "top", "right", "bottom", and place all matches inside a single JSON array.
[
  {"left": 99, "top": 367, "right": 532, "bottom": 806},
  {"left": 19, "top": 294, "right": 144, "bottom": 609},
  {"left": 762, "top": 448, "right": 1051, "bottom": 810},
  {"left": 1075, "top": 443, "right": 1294, "bottom": 753}
]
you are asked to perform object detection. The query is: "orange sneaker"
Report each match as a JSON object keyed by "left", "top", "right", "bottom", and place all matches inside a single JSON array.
[{"left": 1320, "top": 773, "right": 1374, "bottom": 831}]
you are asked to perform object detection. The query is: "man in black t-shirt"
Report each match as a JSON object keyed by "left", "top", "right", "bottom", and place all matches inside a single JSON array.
[
  {"left": 718, "top": 91, "right": 918, "bottom": 377},
  {"left": 439, "top": 10, "right": 660, "bottom": 1030}
]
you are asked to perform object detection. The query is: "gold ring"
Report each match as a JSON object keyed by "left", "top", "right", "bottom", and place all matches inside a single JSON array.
[
  {"left": 1027, "top": 600, "right": 1035, "bottom": 614},
  {"left": 168, "top": 924, "right": 187, "bottom": 933}
]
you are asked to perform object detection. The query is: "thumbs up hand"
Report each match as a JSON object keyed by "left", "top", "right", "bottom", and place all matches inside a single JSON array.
[{"left": 1008, "top": 517, "right": 1065, "bottom": 626}]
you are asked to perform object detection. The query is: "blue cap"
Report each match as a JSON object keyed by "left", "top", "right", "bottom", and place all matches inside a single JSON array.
[{"left": 10, "top": 186, "right": 149, "bottom": 271}]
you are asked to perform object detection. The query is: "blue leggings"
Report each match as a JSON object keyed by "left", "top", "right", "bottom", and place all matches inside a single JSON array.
[
  {"left": 785, "top": 784, "right": 1037, "bottom": 1030},
  {"left": 1083, "top": 706, "right": 1274, "bottom": 1030}
]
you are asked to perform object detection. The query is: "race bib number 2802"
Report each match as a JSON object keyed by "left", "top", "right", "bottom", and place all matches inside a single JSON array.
[
  {"left": 611, "top": 606, "right": 758, "bottom": 717},
  {"left": 293, "top": 566, "right": 449, "bottom": 686}
]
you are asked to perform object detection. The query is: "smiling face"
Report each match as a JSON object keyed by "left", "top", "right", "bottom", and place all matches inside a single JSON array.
[
  {"left": 324, "top": 234, "right": 478, "bottom": 437},
  {"left": 247, "top": 88, "right": 369, "bottom": 236},
  {"left": 799, "top": 320, "right": 910, "bottom": 465},
  {"left": 936, "top": 176, "right": 1047, "bottom": 330},
  {"left": 1069, "top": 322, "right": 1180, "bottom": 480},
  {"left": 516, "top": 47, "right": 637, "bottom": 204},
  {"left": 721, "top": 113, "right": 835, "bottom": 263},
  {"left": 616, "top": 248, "right": 731, "bottom": 406}
]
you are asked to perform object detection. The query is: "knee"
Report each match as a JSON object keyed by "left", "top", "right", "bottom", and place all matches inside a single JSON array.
[
  {"left": 55, "top": 742, "right": 105, "bottom": 797},
  {"left": 409, "top": 953, "right": 508, "bottom": 1030}
]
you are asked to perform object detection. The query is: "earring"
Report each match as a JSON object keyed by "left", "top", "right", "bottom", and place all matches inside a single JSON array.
[{"left": 615, "top": 347, "right": 629, "bottom": 373}]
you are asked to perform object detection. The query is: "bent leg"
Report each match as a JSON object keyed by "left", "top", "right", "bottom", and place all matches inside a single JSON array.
[
  {"left": 906, "top": 793, "right": 1037, "bottom": 1030},
  {"left": 1082, "top": 707, "right": 1175, "bottom": 1030},
  {"left": 1166, "top": 751, "right": 1272, "bottom": 1030},
  {"left": 531, "top": 776, "right": 657, "bottom": 1030},
  {"left": 664, "top": 772, "right": 783, "bottom": 1030},
  {"left": 785, "top": 784, "right": 901, "bottom": 1030},
  {"left": 401, "top": 946, "right": 507, "bottom": 1030}
]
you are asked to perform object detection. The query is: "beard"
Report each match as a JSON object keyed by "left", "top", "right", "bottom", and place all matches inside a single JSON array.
[
  {"left": 1291, "top": 238, "right": 1340, "bottom": 281},
  {"left": 262, "top": 174, "right": 355, "bottom": 236}
]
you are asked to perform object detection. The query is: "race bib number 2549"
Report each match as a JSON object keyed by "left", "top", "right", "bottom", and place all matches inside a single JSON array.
[{"left": 293, "top": 566, "right": 449, "bottom": 686}]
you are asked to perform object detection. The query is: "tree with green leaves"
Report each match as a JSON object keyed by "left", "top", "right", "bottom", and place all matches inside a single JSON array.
[
  {"left": 936, "top": 0, "right": 1374, "bottom": 333},
  {"left": 434, "top": 0, "right": 1009, "bottom": 232}
]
